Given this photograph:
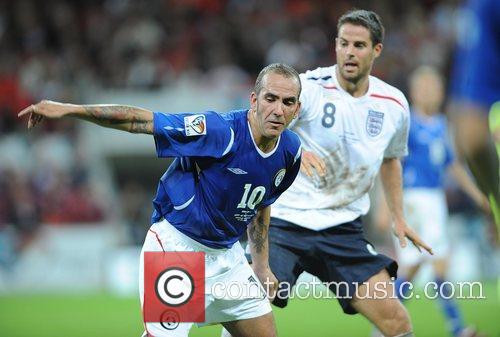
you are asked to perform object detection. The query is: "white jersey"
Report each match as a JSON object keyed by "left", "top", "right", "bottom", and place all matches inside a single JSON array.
[{"left": 273, "top": 65, "right": 410, "bottom": 230}]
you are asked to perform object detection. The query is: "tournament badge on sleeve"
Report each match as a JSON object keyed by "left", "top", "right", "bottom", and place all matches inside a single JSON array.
[{"left": 144, "top": 252, "right": 205, "bottom": 325}]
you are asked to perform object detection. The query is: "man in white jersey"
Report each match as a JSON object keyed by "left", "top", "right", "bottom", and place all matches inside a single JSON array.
[{"left": 269, "top": 9, "right": 431, "bottom": 337}]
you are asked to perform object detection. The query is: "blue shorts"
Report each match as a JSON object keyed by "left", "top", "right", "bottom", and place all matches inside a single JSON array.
[{"left": 269, "top": 217, "right": 398, "bottom": 315}]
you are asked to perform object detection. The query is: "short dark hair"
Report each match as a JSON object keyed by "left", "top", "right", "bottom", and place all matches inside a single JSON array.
[
  {"left": 337, "top": 9, "right": 385, "bottom": 45},
  {"left": 254, "top": 63, "right": 301, "bottom": 97}
]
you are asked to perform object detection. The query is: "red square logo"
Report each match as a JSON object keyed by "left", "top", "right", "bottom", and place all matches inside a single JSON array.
[{"left": 144, "top": 252, "right": 205, "bottom": 324}]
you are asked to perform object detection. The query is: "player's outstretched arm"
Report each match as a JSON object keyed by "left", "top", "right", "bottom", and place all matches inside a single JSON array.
[
  {"left": 18, "top": 100, "right": 153, "bottom": 134},
  {"left": 247, "top": 206, "right": 278, "bottom": 299},
  {"left": 380, "top": 157, "right": 433, "bottom": 255}
]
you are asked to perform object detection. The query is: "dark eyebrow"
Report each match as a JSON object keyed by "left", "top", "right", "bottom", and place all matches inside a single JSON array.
[
  {"left": 340, "top": 37, "right": 367, "bottom": 45},
  {"left": 264, "top": 93, "right": 279, "bottom": 99},
  {"left": 265, "top": 92, "right": 297, "bottom": 104}
]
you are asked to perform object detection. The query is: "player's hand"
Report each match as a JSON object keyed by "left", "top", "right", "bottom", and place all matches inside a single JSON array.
[
  {"left": 300, "top": 150, "right": 326, "bottom": 177},
  {"left": 253, "top": 266, "right": 279, "bottom": 301},
  {"left": 393, "top": 220, "right": 433, "bottom": 255},
  {"left": 18, "top": 100, "right": 70, "bottom": 129}
]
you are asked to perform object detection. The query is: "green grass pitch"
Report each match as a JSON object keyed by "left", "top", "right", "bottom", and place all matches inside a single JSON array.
[{"left": 0, "top": 282, "right": 498, "bottom": 337}]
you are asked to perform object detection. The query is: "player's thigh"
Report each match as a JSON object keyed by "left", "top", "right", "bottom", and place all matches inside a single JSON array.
[
  {"left": 139, "top": 227, "right": 167, "bottom": 306},
  {"left": 204, "top": 256, "right": 272, "bottom": 325},
  {"left": 222, "top": 312, "right": 276, "bottom": 337},
  {"left": 350, "top": 269, "right": 409, "bottom": 326},
  {"left": 313, "top": 218, "right": 398, "bottom": 314},
  {"left": 268, "top": 218, "right": 312, "bottom": 280},
  {"left": 268, "top": 219, "right": 312, "bottom": 307}
]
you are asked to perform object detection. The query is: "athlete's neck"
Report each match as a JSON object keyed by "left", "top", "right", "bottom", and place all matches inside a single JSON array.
[
  {"left": 248, "top": 113, "right": 278, "bottom": 153},
  {"left": 336, "top": 67, "right": 370, "bottom": 98},
  {"left": 256, "top": 136, "right": 278, "bottom": 153}
]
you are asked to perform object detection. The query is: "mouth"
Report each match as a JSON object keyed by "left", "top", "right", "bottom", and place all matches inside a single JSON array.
[
  {"left": 343, "top": 61, "right": 358, "bottom": 71},
  {"left": 268, "top": 120, "right": 284, "bottom": 128}
]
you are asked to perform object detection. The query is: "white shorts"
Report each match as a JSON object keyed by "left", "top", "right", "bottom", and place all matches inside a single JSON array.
[
  {"left": 139, "top": 219, "right": 272, "bottom": 337},
  {"left": 396, "top": 188, "right": 450, "bottom": 266}
]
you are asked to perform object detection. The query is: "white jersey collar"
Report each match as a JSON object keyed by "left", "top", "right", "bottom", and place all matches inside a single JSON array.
[
  {"left": 247, "top": 120, "right": 281, "bottom": 158},
  {"left": 332, "top": 64, "right": 373, "bottom": 99}
]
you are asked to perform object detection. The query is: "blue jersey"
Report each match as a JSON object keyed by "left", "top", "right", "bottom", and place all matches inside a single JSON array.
[
  {"left": 151, "top": 109, "right": 302, "bottom": 249},
  {"left": 403, "top": 110, "right": 454, "bottom": 189},
  {"left": 450, "top": 0, "right": 500, "bottom": 109}
]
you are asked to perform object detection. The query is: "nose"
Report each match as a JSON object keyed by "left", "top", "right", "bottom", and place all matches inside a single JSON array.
[
  {"left": 274, "top": 101, "right": 285, "bottom": 116},
  {"left": 346, "top": 44, "right": 355, "bottom": 56}
]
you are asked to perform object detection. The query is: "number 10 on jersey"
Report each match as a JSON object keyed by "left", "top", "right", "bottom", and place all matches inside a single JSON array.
[{"left": 237, "top": 184, "right": 266, "bottom": 210}]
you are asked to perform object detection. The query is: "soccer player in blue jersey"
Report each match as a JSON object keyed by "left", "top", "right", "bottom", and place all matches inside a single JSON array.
[
  {"left": 390, "top": 66, "right": 489, "bottom": 337},
  {"left": 18, "top": 63, "right": 303, "bottom": 337},
  {"left": 448, "top": 0, "right": 500, "bottom": 227}
]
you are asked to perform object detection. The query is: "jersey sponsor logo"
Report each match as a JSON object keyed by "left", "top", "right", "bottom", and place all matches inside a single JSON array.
[
  {"left": 366, "top": 110, "right": 384, "bottom": 137},
  {"left": 184, "top": 114, "right": 206, "bottom": 136},
  {"left": 274, "top": 168, "right": 286, "bottom": 187},
  {"left": 227, "top": 167, "right": 248, "bottom": 174}
]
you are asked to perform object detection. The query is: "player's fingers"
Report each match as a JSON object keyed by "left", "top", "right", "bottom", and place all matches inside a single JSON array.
[
  {"left": 31, "top": 111, "right": 38, "bottom": 125},
  {"left": 412, "top": 237, "right": 433, "bottom": 255},
  {"left": 410, "top": 238, "right": 422, "bottom": 253},
  {"left": 300, "top": 161, "right": 313, "bottom": 177},
  {"left": 33, "top": 115, "right": 43, "bottom": 128},
  {"left": 311, "top": 157, "right": 327, "bottom": 176},
  {"left": 18, "top": 105, "right": 34, "bottom": 117},
  {"left": 306, "top": 153, "right": 326, "bottom": 175},
  {"left": 27, "top": 113, "right": 33, "bottom": 129},
  {"left": 407, "top": 229, "right": 433, "bottom": 255},
  {"left": 316, "top": 157, "right": 327, "bottom": 175},
  {"left": 397, "top": 231, "right": 407, "bottom": 249},
  {"left": 403, "top": 228, "right": 422, "bottom": 252},
  {"left": 29, "top": 112, "right": 44, "bottom": 129}
]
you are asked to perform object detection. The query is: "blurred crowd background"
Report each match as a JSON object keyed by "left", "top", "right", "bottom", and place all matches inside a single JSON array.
[{"left": 0, "top": 0, "right": 497, "bottom": 292}]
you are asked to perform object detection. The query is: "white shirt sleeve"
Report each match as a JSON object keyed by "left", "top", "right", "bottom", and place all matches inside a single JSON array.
[{"left": 384, "top": 99, "right": 410, "bottom": 158}]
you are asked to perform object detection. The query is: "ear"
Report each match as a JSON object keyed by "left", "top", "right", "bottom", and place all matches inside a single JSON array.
[
  {"left": 293, "top": 101, "right": 301, "bottom": 119},
  {"left": 250, "top": 91, "right": 257, "bottom": 112},
  {"left": 373, "top": 43, "right": 383, "bottom": 58}
]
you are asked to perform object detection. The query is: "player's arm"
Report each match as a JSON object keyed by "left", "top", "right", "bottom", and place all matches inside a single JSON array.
[
  {"left": 247, "top": 206, "right": 278, "bottom": 299},
  {"left": 380, "top": 157, "right": 433, "bottom": 255},
  {"left": 18, "top": 100, "right": 153, "bottom": 134},
  {"left": 448, "top": 162, "right": 490, "bottom": 213}
]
